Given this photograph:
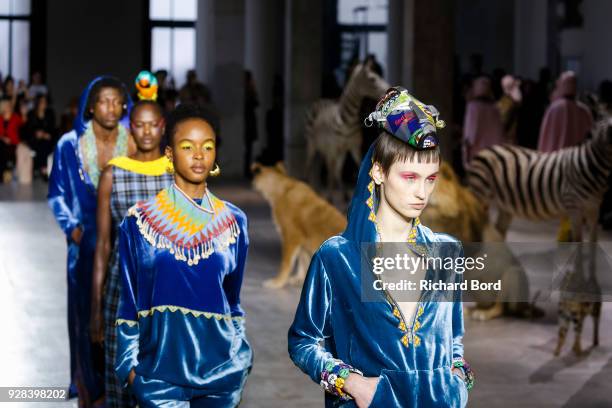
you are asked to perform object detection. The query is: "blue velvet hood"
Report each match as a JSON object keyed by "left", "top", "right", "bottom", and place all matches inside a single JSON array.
[{"left": 73, "top": 75, "right": 133, "bottom": 136}]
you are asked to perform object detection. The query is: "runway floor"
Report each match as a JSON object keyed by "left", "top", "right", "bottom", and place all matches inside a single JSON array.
[{"left": 1, "top": 180, "right": 611, "bottom": 407}]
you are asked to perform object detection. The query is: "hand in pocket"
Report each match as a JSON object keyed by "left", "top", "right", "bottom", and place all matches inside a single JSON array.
[{"left": 344, "top": 373, "right": 381, "bottom": 408}]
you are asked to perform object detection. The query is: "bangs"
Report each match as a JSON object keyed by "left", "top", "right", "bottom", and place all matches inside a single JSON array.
[{"left": 373, "top": 132, "right": 440, "bottom": 174}]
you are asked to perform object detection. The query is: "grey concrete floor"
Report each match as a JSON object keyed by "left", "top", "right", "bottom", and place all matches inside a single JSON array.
[{"left": 1, "top": 180, "right": 611, "bottom": 408}]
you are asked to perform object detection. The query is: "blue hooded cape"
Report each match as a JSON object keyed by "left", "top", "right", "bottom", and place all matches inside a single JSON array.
[
  {"left": 47, "top": 76, "right": 132, "bottom": 401},
  {"left": 288, "top": 144, "right": 469, "bottom": 407}
]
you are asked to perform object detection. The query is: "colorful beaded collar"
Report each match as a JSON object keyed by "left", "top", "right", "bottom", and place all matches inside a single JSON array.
[{"left": 128, "top": 184, "right": 239, "bottom": 265}]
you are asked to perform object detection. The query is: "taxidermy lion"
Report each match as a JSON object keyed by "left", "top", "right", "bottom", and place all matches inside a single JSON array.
[{"left": 251, "top": 162, "right": 347, "bottom": 288}]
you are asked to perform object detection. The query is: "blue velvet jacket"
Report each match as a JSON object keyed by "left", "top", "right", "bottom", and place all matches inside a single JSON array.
[
  {"left": 115, "top": 188, "right": 253, "bottom": 396},
  {"left": 47, "top": 76, "right": 131, "bottom": 397},
  {"left": 288, "top": 145, "right": 469, "bottom": 408}
]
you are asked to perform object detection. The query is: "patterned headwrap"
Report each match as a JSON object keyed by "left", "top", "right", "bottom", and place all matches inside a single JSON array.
[
  {"left": 364, "top": 86, "right": 445, "bottom": 150},
  {"left": 135, "top": 70, "right": 159, "bottom": 101}
]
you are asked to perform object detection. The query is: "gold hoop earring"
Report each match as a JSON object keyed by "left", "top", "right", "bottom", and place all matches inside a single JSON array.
[
  {"left": 209, "top": 163, "right": 221, "bottom": 177},
  {"left": 165, "top": 161, "right": 174, "bottom": 174}
]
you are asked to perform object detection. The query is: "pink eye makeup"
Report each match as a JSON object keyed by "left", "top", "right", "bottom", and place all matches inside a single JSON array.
[{"left": 400, "top": 172, "right": 418, "bottom": 180}]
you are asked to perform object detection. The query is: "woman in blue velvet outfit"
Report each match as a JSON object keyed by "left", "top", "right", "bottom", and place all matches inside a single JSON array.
[
  {"left": 115, "top": 104, "right": 252, "bottom": 407},
  {"left": 48, "top": 76, "right": 132, "bottom": 406},
  {"left": 288, "top": 87, "right": 474, "bottom": 407}
]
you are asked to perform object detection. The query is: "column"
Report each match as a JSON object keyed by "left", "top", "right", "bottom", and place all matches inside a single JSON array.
[
  {"left": 245, "top": 0, "right": 285, "bottom": 161},
  {"left": 385, "top": 0, "right": 454, "bottom": 160},
  {"left": 196, "top": 0, "right": 246, "bottom": 177},
  {"left": 283, "top": 0, "right": 323, "bottom": 177}
]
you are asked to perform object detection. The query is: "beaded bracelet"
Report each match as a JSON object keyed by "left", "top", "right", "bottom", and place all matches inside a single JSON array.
[
  {"left": 452, "top": 357, "right": 475, "bottom": 390},
  {"left": 320, "top": 359, "right": 363, "bottom": 400}
]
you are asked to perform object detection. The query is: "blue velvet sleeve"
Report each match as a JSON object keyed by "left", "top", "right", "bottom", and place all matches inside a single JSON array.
[
  {"left": 47, "top": 137, "right": 80, "bottom": 238},
  {"left": 115, "top": 218, "right": 140, "bottom": 385},
  {"left": 223, "top": 215, "right": 249, "bottom": 336},
  {"left": 452, "top": 245, "right": 465, "bottom": 361},
  {"left": 288, "top": 253, "right": 335, "bottom": 384}
]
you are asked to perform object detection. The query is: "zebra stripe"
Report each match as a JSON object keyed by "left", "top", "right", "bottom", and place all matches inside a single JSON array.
[{"left": 466, "top": 126, "right": 612, "bottom": 221}]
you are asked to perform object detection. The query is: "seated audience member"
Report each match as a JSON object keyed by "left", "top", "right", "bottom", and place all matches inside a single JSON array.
[
  {"left": 23, "top": 94, "right": 56, "bottom": 177},
  {"left": 0, "top": 98, "right": 24, "bottom": 181}
]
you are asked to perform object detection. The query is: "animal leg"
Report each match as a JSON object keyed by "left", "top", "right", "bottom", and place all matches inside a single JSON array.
[
  {"left": 324, "top": 154, "right": 345, "bottom": 205},
  {"left": 568, "top": 212, "right": 583, "bottom": 242},
  {"left": 586, "top": 208, "right": 599, "bottom": 273},
  {"left": 333, "top": 153, "right": 347, "bottom": 204},
  {"left": 263, "top": 240, "right": 299, "bottom": 289},
  {"left": 470, "top": 302, "right": 504, "bottom": 321},
  {"left": 554, "top": 304, "right": 571, "bottom": 356},
  {"left": 495, "top": 210, "right": 513, "bottom": 238},
  {"left": 288, "top": 249, "right": 312, "bottom": 286},
  {"left": 572, "top": 312, "right": 586, "bottom": 356},
  {"left": 305, "top": 140, "right": 316, "bottom": 184},
  {"left": 592, "top": 302, "right": 601, "bottom": 347}
]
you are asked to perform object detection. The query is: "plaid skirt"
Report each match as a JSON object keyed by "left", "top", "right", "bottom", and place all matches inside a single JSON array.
[{"left": 104, "top": 247, "right": 135, "bottom": 407}]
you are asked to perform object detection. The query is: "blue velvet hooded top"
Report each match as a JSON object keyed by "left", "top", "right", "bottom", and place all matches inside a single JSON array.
[
  {"left": 114, "top": 184, "right": 252, "bottom": 402},
  {"left": 287, "top": 144, "right": 469, "bottom": 408},
  {"left": 47, "top": 76, "right": 132, "bottom": 399}
]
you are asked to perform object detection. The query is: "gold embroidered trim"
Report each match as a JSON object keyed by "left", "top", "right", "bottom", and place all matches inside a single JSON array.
[
  {"left": 407, "top": 218, "right": 420, "bottom": 244},
  {"left": 412, "top": 305, "right": 425, "bottom": 347},
  {"left": 137, "top": 305, "right": 244, "bottom": 321},
  {"left": 392, "top": 304, "right": 425, "bottom": 348},
  {"left": 116, "top": 318, "right": 138, "bottom": 327},
  {"left": 368, "top": 162, "right": 429, "bottom": 348},
  {"left": 366, "top": 166, "right": 378, "bottom": 223}
]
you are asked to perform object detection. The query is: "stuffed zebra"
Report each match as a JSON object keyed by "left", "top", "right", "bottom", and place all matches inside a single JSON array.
[
  {"left": 466, "top": 120, "right": 612, "bottom": 243},
  {"left": 304, "top": 61, "right": 389, "bottom": 202},
  {"left": 467, "top": 120, "right": 612, "bottom": 355}
]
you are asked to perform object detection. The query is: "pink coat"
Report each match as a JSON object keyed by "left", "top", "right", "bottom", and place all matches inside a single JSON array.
[
  {"left": 463, "top": 101, "right": 505, "bottom": 167},
  {"left": 537, "top": 99, "right": 593, "bottom": 152},
  {"left": 538, "top": 71, "right": 593, "bottom": 152},
  {"left": 462, "top": 77, "right": 505, "bottom": 167}
]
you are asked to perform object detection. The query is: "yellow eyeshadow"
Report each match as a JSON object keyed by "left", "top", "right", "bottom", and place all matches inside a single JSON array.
[
  {"left": 179, "top": 142, "right": 193, "bottom": 149},
  {"left": 203, "top": 141, "right": 216, "bottom": 149}
]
